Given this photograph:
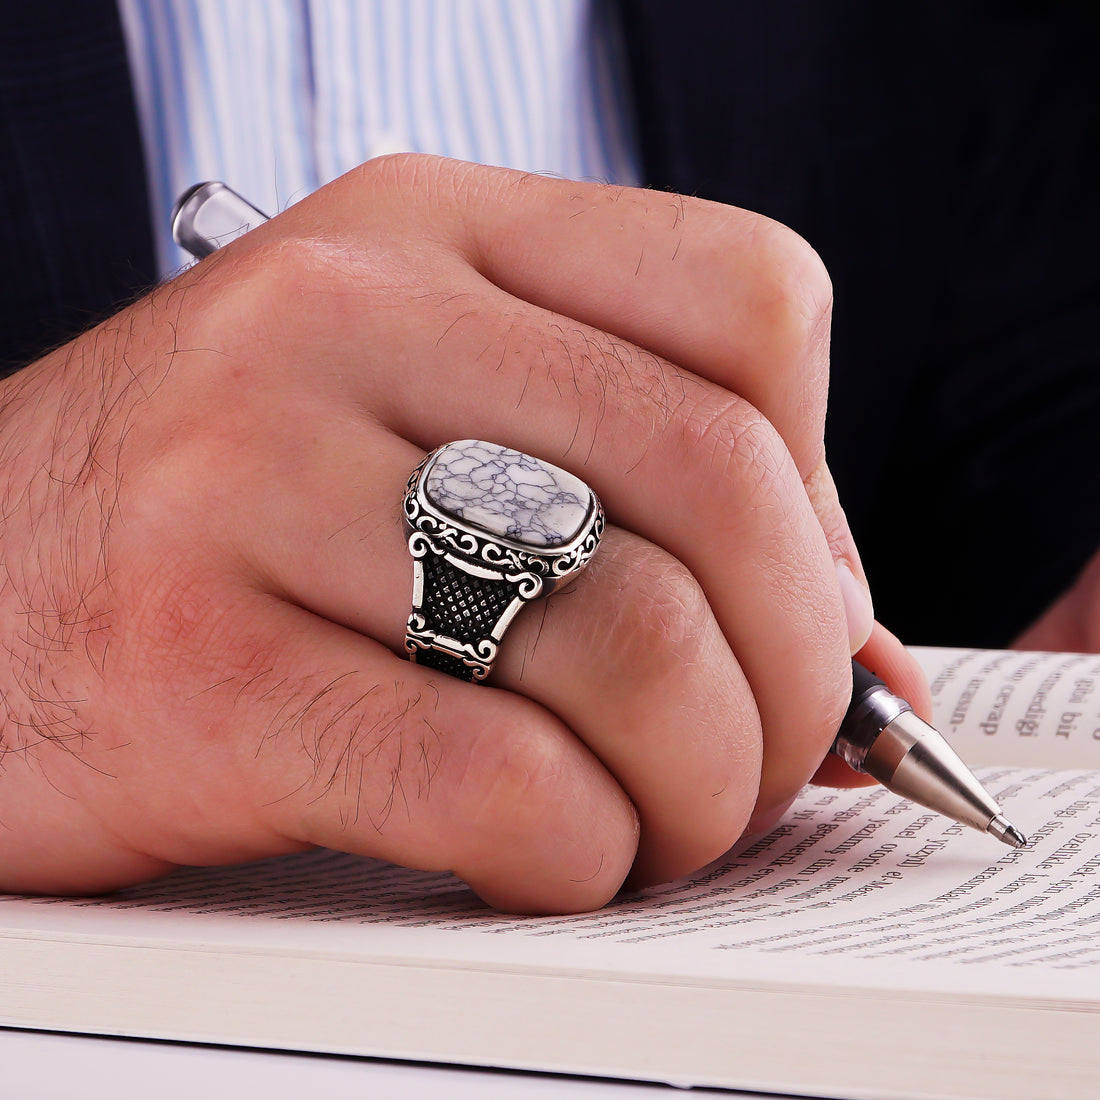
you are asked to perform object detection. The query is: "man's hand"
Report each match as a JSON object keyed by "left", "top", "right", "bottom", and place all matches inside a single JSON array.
[{"left": 0, "top": 155, "right": 918, "bottom": 913}]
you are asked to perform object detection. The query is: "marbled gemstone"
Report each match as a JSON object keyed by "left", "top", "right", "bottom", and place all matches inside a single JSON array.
[{"left": 423, "top": 440, "right": 592, "bottom": 548}]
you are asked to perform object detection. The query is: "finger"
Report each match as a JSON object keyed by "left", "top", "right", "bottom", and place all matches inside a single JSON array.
[
  {"left": 180, "top": 424, "right": 763, "bottom": 886},
  {"left": 1012, "top": 550, "right": 1100, "bottom": 653},
  {"left": 1013, "top": 599, "right": 1079, "bottom": 652},
  {"left": 49, "top": 573, "right": 639, "bottom": 914},
  {"left": 857, "top": 622, "right": 933, "bottom": 721},
  {"left": 367, "top": 293, "right": 851, "bottom": 821},
  {"left": 238, "top": 606, "right": 638, "bottom": 915},
  {"left": 494, "top": 531, "right": 763, "bottom": 887},
  {"left": 326, "top": 156, "right": 868, "bottom": 603}
]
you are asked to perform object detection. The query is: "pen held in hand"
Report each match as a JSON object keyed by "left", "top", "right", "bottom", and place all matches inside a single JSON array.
[{"left": 172, "top": 181, "right": 1029, "bottom": 851}]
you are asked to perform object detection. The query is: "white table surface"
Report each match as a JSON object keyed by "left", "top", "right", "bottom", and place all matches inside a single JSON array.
[{"left": 0, "top": 1028, "right": 791, "bottom": 1100}]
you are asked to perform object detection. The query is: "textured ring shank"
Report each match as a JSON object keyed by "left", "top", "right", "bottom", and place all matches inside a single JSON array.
[
  {"left": 415, "top": 648, "right": 482, "bottom": 682},
  {"left": 410, "top": 554, "right": 518, "bottom": 682}
]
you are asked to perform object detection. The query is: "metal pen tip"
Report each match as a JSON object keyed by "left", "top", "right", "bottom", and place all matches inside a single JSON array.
[{"left": 987, "top": 814, "right": 1028, "bottom": 849}]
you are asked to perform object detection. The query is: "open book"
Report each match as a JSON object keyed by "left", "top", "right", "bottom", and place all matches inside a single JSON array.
[{"left": 2, "top": 648, "right": 1100, "bottom": 1100}]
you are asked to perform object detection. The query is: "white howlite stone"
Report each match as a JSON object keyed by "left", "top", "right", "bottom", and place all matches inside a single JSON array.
[{"left": 424, "top": 440, "right": 591, "bottom": 548}]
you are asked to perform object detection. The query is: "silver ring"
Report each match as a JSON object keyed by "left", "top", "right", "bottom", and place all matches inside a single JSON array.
[{"left": 403, "top": 440, "right": 604, "bottom": 682}]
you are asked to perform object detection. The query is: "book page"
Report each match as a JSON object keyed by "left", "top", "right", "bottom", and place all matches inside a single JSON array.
[
  {"left": 6, "top": 765, "right": 1098, "bottom": 996},
  {"left": 4, "top": 649, "right": 1100, "bottom": 1001},
  {"left": 912, "top": 646, "right": 1100, "bottom": 768}
]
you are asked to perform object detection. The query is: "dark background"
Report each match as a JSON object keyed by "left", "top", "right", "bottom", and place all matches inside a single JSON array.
[{"left": 622, "top": 0, "right": 1100, "bottom": 647}]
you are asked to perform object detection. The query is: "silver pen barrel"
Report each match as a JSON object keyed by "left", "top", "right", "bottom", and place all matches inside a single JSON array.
[{"left": 834, "top": 661, "right": 1028, "bottom": 848}]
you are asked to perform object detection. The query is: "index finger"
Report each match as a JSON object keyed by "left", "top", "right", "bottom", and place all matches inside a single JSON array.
[
  {"left": 425, "top": 159, "right": 833, "bottom": 478},
  {"left": 461, "top": 165, "right": 869, "bottom": 611}
]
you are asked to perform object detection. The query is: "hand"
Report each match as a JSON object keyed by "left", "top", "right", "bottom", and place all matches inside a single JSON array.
[
  {"left": 1013, "top": 547, "right": 1100, "bottom": 653},
  {"left": 0, "top": 155, "right": 918, "bottom": 912}
]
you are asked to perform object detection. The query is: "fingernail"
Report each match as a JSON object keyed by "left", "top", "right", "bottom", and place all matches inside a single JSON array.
[{"left": 835, "top": 560, "right": 874, "bottom": 654}]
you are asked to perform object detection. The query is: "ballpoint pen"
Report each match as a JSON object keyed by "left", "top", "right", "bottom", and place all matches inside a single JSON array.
[
  {"left": 172, "top": 181, "right": 1030, "bottom": 851},
  {"left": 838, "top": 660, "right": 1027, "bottom": 848}
]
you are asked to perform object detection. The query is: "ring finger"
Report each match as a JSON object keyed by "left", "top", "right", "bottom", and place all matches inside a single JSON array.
[{"left": 205, "top": 427, "right": 770, "bottom": 885}]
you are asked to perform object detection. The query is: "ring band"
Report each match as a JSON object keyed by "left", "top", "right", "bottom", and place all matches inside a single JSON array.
[{"left": 403, "top": 440, "right": 604, "bottom": 682}]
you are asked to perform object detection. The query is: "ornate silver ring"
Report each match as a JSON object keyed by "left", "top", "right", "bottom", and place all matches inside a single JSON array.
[{"left": 403, "top": 440, "right": 604, "bottom": 682}]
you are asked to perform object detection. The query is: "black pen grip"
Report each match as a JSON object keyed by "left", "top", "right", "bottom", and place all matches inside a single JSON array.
[
  {"left": 850, "top": 659, "right": 887, "bottom": 706},
  {"left": 835, "top": 660, "right": 911, "bottom": 771}
]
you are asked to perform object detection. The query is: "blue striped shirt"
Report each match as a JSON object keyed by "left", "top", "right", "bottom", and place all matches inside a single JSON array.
[{"left": 118, "top": 0, "right": 640, "bottom": 274}]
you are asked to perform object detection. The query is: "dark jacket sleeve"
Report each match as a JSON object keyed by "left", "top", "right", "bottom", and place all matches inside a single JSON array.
[
  {"left": 0, "top": 0, "right": 156, "bottom": 378},
  {"left": 618, "top": 0, "right": 1100, "bottom": 646}
]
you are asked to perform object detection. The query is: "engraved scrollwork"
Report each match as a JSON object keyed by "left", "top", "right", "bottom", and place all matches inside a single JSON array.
[
  {"left": 404, "top": 624, "right": 497, "bottom": 680},
  {"left": 511, "top": 572, "right": 544, "bottom": 600},
  {"left": 481, "top": 540, "right": 548, "bottom": 577},
  {"left": 481, "top": 541, "right": 516, "bottom": 567},
  {"left": 407, "top": 532, "right": 433, "bottom": 559},
  {"left": 448, "top": 530, "right": 480, "bottom": 557},
  {"left": 549, "top": 549, "right": 577, "bottom": 577},
  {"left": 408, "top": 511, "right": 480, "bottom": 560}
]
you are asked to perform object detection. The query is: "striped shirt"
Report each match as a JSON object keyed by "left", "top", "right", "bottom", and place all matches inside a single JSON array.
[{"left": 118, "top": 0, "right": 639, "bottom": 274}]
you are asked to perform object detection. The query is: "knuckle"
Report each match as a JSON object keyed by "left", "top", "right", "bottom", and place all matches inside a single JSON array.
[
  {"left": 351, "top": 153, "right": 496, "bottom": 241},
  {"left": 597, "top": 542, "right": 712, "bottom": 688},
  {"left": 702, "top": 206, "right": 833, "bottom": 339},
  {"left": 738, "top": 216, "right": 833, "bottom": 413},
  {"left": 749, "top": 216, "right": 833, "bottom": 339},
  {"left": 353, "top": 150, "right": 457, "bottom": 198},
  {"left": 185, "top": 236, "right": 343, "bottom": 363},
  {"left": 680, "top": 390, "right": 775, "bottom": 464},
  {"left": 453, "top": 702, "right": 638, "bottom": 907},
  {"left": 676, "top": 395, "right": 800, "bottom": 526},
  {"left": 190, "top": 221, "right": 425, "bottom": 370},
  {"left": 478, "top": 730, "right": 568, "bottom": 819},
  {"left": 460, "top": 719, "right": 587, "bottom": 853}
]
